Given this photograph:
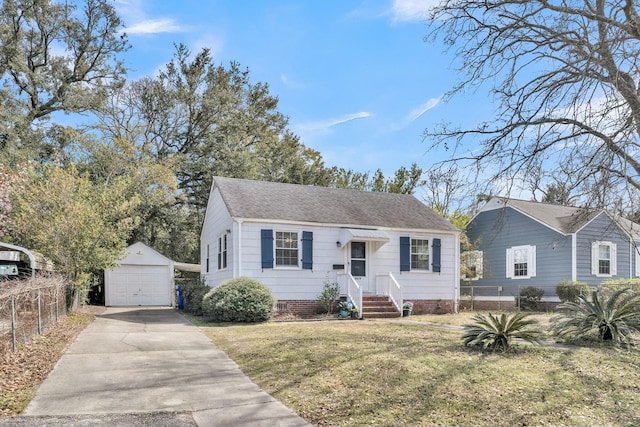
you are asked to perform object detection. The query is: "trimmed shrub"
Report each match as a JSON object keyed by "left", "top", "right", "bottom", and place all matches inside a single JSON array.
[
  {"left": 316, "top": 279, "right": 340, "bottom": 315},
  {"left": 182, "top": 278, "right": 209, "bottom": 315},
  {"left": 202, "top": 277, "right": 275, "bottom": 322},
  {"left": 518, "top": 286, "right": 544, "bottom": 311},
  {"left": 601, "top": 278, "right": 640, "bottom": 293},
  {"left": 556, "top": 280, "right": 590, "bottom": 303}
]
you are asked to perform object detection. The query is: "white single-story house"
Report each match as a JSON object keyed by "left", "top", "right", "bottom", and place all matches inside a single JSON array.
[
  {"left": 200, "top": 177, "right": 461, "bottom": 317},
  {"left": 105, "top": 242, "right": 174, "bottom": 306}
]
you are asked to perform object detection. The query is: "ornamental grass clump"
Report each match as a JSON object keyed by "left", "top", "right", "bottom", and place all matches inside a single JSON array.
[
  {"left": 551, "top": 288, "right": 640, "bottom": 346},
  {"left": 202, "top": 277, "right": 276, "bottom": 322},
  {"left": 462, "top": 312, "right": 541, "bottom": 352}
]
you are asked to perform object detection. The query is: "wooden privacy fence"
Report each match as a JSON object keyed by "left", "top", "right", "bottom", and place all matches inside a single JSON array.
[{"left": 0, "top": 277, "right": 67, "bottom": 354}]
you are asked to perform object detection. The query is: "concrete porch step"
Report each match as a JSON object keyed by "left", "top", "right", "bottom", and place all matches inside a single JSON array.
[{"left": 361, "top": 296, "right": 401, "bottom": 319}]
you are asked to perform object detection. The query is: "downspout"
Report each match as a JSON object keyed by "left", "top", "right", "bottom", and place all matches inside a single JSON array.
[
  {"left": 237, "top": 220, "right": 243, "bottom": 277},
  {"left": 454, "top": 232, "right": 460, "bottom": 314},
  {"left": 571, "top": 233, "right": 577, "bottom": 281},
  {"left": 630, "top": 240, "right": 633, "bottom": 278},
  {"left": 0, "top": 242, "right": 36, "bottom": 278}
]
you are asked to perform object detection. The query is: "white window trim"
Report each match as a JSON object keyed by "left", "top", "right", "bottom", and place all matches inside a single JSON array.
[
  {"left": 635, "top": 246, "right": 640, "bottom": 278},
  {"left": 410, "top": 238, "right": 431, "bottom": 271},
  {"left": 462, "top": 250, "right": 483, "bottom": 280},
  {"left": 274, "top": 230, "right": 300, "bottom": 269},
  {"left": 217, "top": 233, "right": 228, "bottom": 271},
  {"left": 592, "top": 241, "right": 617, "bottom": 277},
  {"left": 506, "top": 245, "right": 536, "bottom": 279}
]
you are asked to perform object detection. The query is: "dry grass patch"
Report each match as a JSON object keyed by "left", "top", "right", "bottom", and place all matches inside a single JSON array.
[
  {"left": 203, "top": 319, "right": 640, "bottom": 427},
  {"left": 407, "top": 311, "right": 553, "bottom": 328}
]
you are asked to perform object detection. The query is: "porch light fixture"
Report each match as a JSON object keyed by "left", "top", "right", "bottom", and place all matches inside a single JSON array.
[
  {"left": 336, "top": 241, "right": 341, "bottom": 248},
  {"left": 226, "top": 229, "right": 231, "bottom": 234}
]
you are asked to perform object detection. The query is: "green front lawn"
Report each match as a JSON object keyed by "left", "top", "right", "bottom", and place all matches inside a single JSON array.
[{"left": 202, "top": 318, "right": 640, "bottom": 427}]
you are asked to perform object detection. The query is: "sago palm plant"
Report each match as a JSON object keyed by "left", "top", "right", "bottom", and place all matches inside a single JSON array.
[
  {"left": 462, "top": 312, "right": 541, "bottom": 352},
  {"left": 551, "top": 288, "right": 640, "bottom": 346}
]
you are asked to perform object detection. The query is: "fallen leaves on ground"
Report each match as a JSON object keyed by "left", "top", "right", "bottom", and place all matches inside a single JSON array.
[{"left": 0, "top": 306, "right": 103, "bottom": 417}]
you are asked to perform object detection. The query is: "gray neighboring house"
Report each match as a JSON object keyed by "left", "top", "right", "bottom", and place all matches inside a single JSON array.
[
  {"left": 200, "top": 177, "right": 461, "bottom": 316},
  {"left": 463, "top": 197, "right": 640, "bottom": 301}
]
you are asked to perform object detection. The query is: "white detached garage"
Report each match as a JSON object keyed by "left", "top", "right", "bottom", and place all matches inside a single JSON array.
[{"left": 105, "top": 242, "right": 174, "bottom": 306}]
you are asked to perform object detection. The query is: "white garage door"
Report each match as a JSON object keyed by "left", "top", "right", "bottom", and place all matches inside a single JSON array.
[{"left": 109, "top": 265, "right": 171, "bottom": 306}]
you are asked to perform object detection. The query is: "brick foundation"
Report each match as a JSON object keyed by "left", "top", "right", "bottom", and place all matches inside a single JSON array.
[
  {"left": 410, "top": 299, "right": 456, "bottom": 315},
  {"left": 276, "top": 300, "right": 325, "bottom": 315},
  {"left": 277, "top": 298, "right": 458, "bottom": 316}
]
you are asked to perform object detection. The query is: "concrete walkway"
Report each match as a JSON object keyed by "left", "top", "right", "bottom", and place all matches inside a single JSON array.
[{"left": 20, "top": 307, "right": 310, "bottom": 427}]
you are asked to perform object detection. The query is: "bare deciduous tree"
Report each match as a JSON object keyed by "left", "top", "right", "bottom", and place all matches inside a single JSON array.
[{"left": 425, "top": 0, "right": 640, "bottom": 209}]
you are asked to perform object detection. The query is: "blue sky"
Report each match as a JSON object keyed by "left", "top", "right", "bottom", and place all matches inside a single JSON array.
[{"left": 113, "top": 0, "right": 487, "bottom": 178}]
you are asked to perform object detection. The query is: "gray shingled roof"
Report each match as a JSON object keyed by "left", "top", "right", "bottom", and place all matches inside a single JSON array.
[
  {"left": 506, "top": 198, "right": 640, "bottom": 239},
  {"left": 212, "top": 176, "right": 459, "bottom": 232},
  {"left": 504, "top": 198, "right": 600, "bottom": 234}
]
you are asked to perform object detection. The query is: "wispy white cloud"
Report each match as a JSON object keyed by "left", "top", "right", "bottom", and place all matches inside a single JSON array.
[
  {"left": 391, "top": 95, "right": 442, "bottom": 130},
  {"left": 405, "top": 95, "right": 442, "bottom": 123},
  {"left": 281, "top": 73, "right": 305, "bottom": 90},
  {"left": 124, "top": 18, "right": 185, "bottom": 35},
  {"left": 390, "top": 0, "right": 441, "bottom": 23},
  {"left": 298, "top": 112, "right": 371, "bottom": 132},
  {"left": 115, "top": 0, "right": 187, "bottom": 34}
]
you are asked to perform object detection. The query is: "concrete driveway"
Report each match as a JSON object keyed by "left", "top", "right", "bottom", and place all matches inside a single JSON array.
[{"left": 22, "top": 307, "right": 310, "bottom": 427}]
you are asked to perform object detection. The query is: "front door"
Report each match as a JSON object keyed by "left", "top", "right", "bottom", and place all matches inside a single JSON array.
[{"left": 350, "top": 241, "right": 371, "bottom": 293}]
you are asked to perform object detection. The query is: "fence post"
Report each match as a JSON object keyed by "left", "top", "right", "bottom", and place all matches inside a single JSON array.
[
  {"left": 55, "top": 285, "right": 59, "bottom": 322},
  {"left": 10, "top": 295, "right": 16, "bottom": 353},
  {"left": 37, "top": 289, "right": 42, "bottom": 334}
]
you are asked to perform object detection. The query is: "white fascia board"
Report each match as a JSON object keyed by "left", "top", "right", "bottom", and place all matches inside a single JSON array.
[{"left": 231, "top": 217, "right": 461, "bottom": 236}]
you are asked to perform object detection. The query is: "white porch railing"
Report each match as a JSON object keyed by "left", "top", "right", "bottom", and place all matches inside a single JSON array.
[
  {"left": 375, "top": 272, "right": 402, "bottom": 312},
  {"left": 337, "top": 273, "right": 362, "bottom": 319}
]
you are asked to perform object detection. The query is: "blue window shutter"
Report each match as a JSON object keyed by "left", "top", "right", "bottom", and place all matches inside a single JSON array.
[
  {"left": 400, "top": 236, "right": 410, "bottom": 271},
  {"left": 302, "top": 231, "right": 313, "bottom": 270},
  {"left": 261, "top": 229, "right": 273, "bottom": 269},
  {"left": 432, "top": 238, "right": 441, "bottom": 273}
]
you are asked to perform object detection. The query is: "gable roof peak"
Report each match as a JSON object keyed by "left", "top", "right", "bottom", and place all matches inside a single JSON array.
[{"left": 483, "top": 196, "right": 600, "bottom": 234}]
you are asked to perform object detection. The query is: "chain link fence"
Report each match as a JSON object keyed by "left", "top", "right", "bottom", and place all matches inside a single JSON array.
[
  {"left": 460, "top": 285, "right": 563, "bottom": 311},
  {"left": 0, "top": 276, "right": 67, "bottom": 354}
]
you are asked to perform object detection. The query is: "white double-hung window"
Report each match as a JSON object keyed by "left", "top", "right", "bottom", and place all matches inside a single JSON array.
[
  {"left": 506, "top": 245, "right": 536, "bottom": 279},
  {"left": 275, "top": 231, "right": 299, "bottom": 267},
  {"left": 462, "top": 250, "right": 483, "bottom": 280},
  {"left": 592, "top": 241, "right": 616, "bottom": 277}
]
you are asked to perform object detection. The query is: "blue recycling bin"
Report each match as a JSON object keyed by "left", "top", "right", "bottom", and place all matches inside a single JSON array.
[{"left": 176, "top": 284, "right": 184, "bottom": 309}]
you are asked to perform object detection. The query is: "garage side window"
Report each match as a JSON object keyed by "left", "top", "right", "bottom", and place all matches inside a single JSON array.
[
  {"left": 206, "top": 244, "right": 210, "bottom": 273},
  {"left": 217, "top": 233, "right": 228, "bottom": 270}
]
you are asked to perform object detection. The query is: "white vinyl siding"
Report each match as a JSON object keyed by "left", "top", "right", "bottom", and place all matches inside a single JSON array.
[
  {"left": 592, "top": 241, "right": 616, "bottom": 277},
  {"left": 506, "top": 245, "right": 536, "bottom": 279}
]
